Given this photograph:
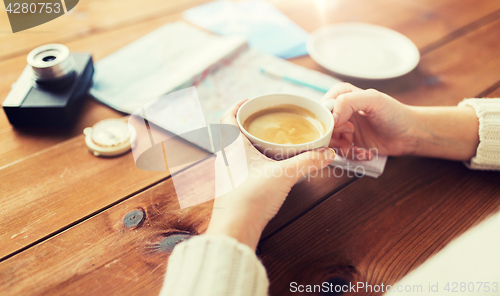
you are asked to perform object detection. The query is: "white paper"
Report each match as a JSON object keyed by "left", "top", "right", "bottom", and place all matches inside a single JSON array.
[{"left": 330, "top": 154, "right": 388, "bottom": 178}]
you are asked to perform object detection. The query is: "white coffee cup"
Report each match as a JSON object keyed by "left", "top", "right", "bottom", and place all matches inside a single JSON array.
[{"left": 236, "top": 93, "right": 335, "bottom": 159}]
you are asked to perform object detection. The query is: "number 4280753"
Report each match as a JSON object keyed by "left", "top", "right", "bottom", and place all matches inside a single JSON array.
[
  {"left": 444, "top": 282, "right": 498, "bottom": 293},
  {"left": 6, "top": 3, "right": 62, "bottom": 14}
]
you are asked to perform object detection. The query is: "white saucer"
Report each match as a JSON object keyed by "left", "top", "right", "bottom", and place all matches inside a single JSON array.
[{"left": 307, "top": 23, "right": 420, "bottom": 79}]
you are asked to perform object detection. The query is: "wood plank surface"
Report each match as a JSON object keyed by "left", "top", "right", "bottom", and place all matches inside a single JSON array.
[
  {"left": 1, "top": 1, "right": 498, "bottom": 252},
  {"left": 394, "top": 17, "right": 500, "bottom": 106},
  {"left": 262, "top": 168, "right": 355, "bottom": 240},
  {"left": 0, "top": 158, "right": 215, "bottom": 296},
  {"left": 0, "top": 155, "right": 353, "bottom": 295},
  {"left": 486, "top": 85, "right": 500, "bottom": 98},
  {"left": 259, "top": 157, "right": 500, "bottom": 296},
  {"left": 0, "top": 100, "right": 123, "bottom": 168},
  {"left": 1, "top": 0, "right": 500, "bottom": 294},
  {"left": 0, "top": 127, "right": 209, "bottom": 260}
]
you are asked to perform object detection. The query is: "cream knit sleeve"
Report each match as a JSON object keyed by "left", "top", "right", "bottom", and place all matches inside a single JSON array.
[
  {"left": 159, "top": 235, "right": 269, "bottom": 296},
  {"left": 458, "top": 98, "right": 500, "bottom": 170}
]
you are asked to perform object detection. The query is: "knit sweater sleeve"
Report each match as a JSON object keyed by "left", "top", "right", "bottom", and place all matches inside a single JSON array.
[
  {"left": 159, "top": 235, "right": 269, "bottom": 296},
  {"left": 458, "top": 98, "right": 500, "bottom": 170}
]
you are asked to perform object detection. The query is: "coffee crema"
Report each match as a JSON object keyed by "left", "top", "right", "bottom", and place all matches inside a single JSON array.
[{"left": 243, "top": 104, "right": 326, "bottom": 145}]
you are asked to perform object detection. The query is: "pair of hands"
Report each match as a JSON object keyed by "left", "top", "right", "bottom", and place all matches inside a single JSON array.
[
  {"left": 206, "top": 83, "right": 479, "bottom": 250},
  {"left": 205, "top": 99, "right": 336, "bottom": 250}
]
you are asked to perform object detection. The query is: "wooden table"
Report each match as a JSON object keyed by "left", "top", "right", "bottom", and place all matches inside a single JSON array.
[{"left": 1, "top": 0, "right": 499, "bottom": 295}]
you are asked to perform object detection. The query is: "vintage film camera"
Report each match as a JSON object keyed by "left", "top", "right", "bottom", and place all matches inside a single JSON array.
[{"left": 2, "top": 44, "right": 94, "bottom": 126}]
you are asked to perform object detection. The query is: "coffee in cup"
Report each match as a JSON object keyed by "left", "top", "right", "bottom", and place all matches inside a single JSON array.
[
  {"left": 237, "top": 94, "right": 335, "bottom": 159},
  {"left": 243, "top": 104, "right": 326, "bottom": 145}
]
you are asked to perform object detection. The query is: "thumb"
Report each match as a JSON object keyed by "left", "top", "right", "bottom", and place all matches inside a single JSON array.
[{"left": 280, "top": 147, "right": 336, "bottom": 178}]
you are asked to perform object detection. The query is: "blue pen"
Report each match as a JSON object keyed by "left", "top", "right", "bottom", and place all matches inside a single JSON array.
[{"left": 260, "top": 68, "right": 330, "bottom": 93}]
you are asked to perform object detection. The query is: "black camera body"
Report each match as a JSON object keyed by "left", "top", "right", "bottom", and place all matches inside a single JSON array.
[{"left": 2, "top": 44, "right": 94, "bottom": 126}]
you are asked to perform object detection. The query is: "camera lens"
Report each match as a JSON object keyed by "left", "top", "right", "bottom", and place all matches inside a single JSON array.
[
  {"left": 27, "top": 44, "right": 75, "bottom": 85},
  {"left": 42, "top": 56, "right": 57, "bottom": 62}
]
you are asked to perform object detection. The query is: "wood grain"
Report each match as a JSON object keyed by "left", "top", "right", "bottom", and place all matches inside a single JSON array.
[
  {"left": 259, "top": 157, "right": 500, "bottom": 296},
  {"left": 0, "top": 158, "right": 215, "bottom": 296},
  {"left": 1, "top": 0, "right": 500, "bottom": 295},
  {"left": 262, "top": 167, "right": 355, "bottom": 240},
  {"left": 0, "top": 99, "right": 123, "bottom": 168},
  {"left": 0, "top": 125, "right": 210, "bottom": 260},
  {"left": 0, "top": 155, "right": 353, "bottom": 295},
  {"left": 394, "top": 17, "right": 500, "bottom": 106},
  {"left": 485, "top": 85, "right": 500, "bottom": 98}
]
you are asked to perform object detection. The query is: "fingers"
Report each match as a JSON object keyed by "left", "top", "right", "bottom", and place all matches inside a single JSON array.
[
  {"left": 322, "top": 83, "right": 385, "bottom": 127},
  {"left": 333, "top": 121, "right": 355, "bottom": 135},
  {"left": 329, "top": 128, "right": 373, "bottom": 161},
  {"left": 321, "top": 82, "right": 361, "bottom": 102},
  {"left": 322, "top": 83, "right": 363, "bottom": 126},
  {"left": 329, "top": 143, "right": 373, "bottom": 161},
  {"left": 220, "top": 99, "right": 249, "bottom": 126},
  {"left": 280, "top": 147, "right": 336, "bottom": 178},
  {"left": 334, "top": 89, "right": 382, "bottom": 127},
  {"left": 330, "top": 122, "right": 354, "bottom": 150}
]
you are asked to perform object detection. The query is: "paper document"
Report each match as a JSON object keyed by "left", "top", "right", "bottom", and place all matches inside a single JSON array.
[
  {"left": 90, "top": 21, "right": 246, "bottom": 113},
  {"left": 330, "top": 154, "right": 388, "bottom": 178}
]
